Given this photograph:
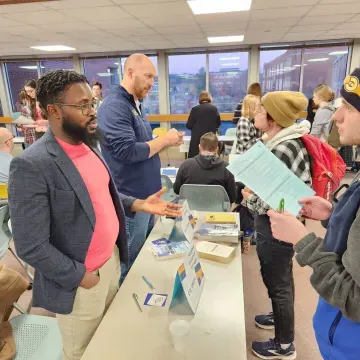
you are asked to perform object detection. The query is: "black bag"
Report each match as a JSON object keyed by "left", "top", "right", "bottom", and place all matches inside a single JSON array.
[{"left": 233, "top": 204, "right": 254, "bottom": 232}]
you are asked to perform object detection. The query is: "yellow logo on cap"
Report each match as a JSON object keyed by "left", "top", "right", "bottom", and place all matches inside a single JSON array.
[{"left": 344, "top": 75, "right": 360, "bottom": 96}]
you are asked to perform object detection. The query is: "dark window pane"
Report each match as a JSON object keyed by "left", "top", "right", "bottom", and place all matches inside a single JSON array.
[
  {"left": 302, "top": 46, "right": 349, "bottom": 99},
  {"left": 40, "top": 60, "right": 74, "bottom": 74},
  {"left": 168, "top": 54, "right": 206, "bottom": 114},
  {"left": 209, "top": 52, "right": 249, "bottom": 113},
  {"left": 5, "top": 61, "right": 38, "bottom": 112},
  {"left": 259, "top": 49, "right": 301, "bottom": 94},
  {"left": 83, "top": 58, "right": 120, "bottom": 98}
]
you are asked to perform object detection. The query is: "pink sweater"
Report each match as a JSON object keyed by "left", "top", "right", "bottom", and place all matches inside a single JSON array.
[{"left": 57, "top": 138, "right": 120, "bottom": 271}]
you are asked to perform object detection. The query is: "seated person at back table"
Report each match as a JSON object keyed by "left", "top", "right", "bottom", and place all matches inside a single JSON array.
[
  {"left": 173, "top": 132, "right": 236, "bottom": 203},
  {"left": 0, "top": 128, "right": 14, "bottom": 185}
]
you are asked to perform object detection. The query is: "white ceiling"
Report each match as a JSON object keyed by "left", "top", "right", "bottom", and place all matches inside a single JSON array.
[{"left": 0, "top": 0, "right": 358, "bottom": 57}]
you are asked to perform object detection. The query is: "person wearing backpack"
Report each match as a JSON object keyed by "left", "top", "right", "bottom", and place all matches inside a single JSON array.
[
  {"left": 311, "top": 84, "right": 335, "bottom": 142},
  {"left": 242, "top": 91, "right": 311, "bottom": 359},
  {"left": 267, "top": 68, "right": 360, "bottom": 360}
]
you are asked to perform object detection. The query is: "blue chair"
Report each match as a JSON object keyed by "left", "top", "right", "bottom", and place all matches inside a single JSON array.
[
  {"left": 10, "top": 314, "right": 62, "bottom": 360},
  {"left": 224, "top": 127, "right": 237, "bottom": 155},
  {"left": 179, "top": 184, "right": 231, "bottom": 212}
]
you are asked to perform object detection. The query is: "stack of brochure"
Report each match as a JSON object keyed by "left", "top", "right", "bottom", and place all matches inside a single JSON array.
[{"left": 150, "top": 238, "right": 190, "bottom": 260}]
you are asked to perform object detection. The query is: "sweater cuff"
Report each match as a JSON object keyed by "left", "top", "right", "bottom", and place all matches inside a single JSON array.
[{"left": 294, "top": 232, "right": 317, "bottom": 265}]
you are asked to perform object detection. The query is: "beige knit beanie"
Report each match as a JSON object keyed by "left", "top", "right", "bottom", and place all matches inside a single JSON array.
[{"left": 261, "top": 91, "right": 308, "bottom": 128}]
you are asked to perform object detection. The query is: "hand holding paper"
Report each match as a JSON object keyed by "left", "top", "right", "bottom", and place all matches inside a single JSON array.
[{"left": 227, "top": 141, "right": 315, "bottom": 216}]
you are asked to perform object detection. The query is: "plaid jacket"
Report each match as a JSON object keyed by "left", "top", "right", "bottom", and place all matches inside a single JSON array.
[
  {"left": 232, "top": 102, "right": 242, "bottom": 124},
  {"left": 236, "top": 116, "right": 262, "bottom": 154},
  {"left": 246, "top": 138, "right": 312, "bottom": 215}
]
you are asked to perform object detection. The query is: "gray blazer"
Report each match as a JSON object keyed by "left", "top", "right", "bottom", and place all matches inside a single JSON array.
[{"left": 8, "top": 130, "right": 135, "bottom": 314}]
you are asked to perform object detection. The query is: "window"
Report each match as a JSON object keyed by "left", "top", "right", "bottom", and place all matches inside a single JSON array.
[
  {"left": 259, "top": 49, "right": 301, "bottom": 94},
  {"left": 83, "top": 58, "right": 120, "bottom": 98},
  {"left": 40, "top": 59, "right": 74, "bottom": 75},
  {"left": 209, "top": 52, "right": 249, "bottom": 113},
  {"left": 120, "top": 56, "right": 159, "bottom": 115},
  {"left": 302, "top": 46, "right": 349, "bottom": 99},
  {"left": 168, "top": 54, "right": 206, "bottom": 114},
  {"left": 5, "top": 61, "right": 39, "bottom": 112}
]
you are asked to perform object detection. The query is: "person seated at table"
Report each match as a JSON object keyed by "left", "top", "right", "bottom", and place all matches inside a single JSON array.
[
  {"left": 0, "top": 128, "right": 14, "bottom": 185},
  {"left": 173, "top": 132, "right": 236, "bottom": 203},
  {"left": 186, "top": 91, "right": 221, "bottom": 158},
  {"left": 8, "top": 70, "right": 181, "bottom": 360}
]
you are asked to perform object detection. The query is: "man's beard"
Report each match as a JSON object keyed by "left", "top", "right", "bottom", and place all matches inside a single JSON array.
[
  {"left": 62, "top": 114, "right": 100, "bottom": 148},
  {"left": 134, "top": 76, "right": 150, "bottom": 99}
]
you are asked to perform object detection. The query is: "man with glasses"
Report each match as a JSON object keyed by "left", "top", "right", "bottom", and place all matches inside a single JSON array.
[
  {"left": 0, "top": 128, "right": 14, "bottom": 184},
  {"left": 8, "top": 70, "right": 181, "bottom": 360}
]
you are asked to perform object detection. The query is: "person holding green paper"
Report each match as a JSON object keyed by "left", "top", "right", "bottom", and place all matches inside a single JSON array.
[
  {"left": 242, "top": 91, "right": 311, "bottom": 359},
  {"left": 268, "top": 69, "right": 360, "bottom": 360}
]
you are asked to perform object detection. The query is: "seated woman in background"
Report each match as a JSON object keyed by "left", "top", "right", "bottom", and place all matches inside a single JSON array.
[
  {"left": 186, "top": 91, "right": 221, "bottom": 158},
  {"left": 232, "top": 82, "right": 262, "bottom": 125},
  {"left": 310, "top": 84, "right": 335, "bottom": 142},
  {"left": 236, "top": 94, "right": 262, "bottom": 154}
]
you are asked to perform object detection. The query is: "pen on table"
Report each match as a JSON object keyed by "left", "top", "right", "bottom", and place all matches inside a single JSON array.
[
  {"left": 142, "top": 276, "right": 155, "bottom": 290},
  {"left": 132, "top": 293, "right": 143, "bottom": 312},
  {"left": 279, "top": 198, "right": 285, "bottom": 214}
]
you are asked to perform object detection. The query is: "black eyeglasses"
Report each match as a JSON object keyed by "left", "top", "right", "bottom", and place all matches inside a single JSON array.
[
  {"left": 54, "top": 101, "right": 96, "bottom": 116},
  {"left": 5, "top": 136, "right": 14, "bottom": 145}
]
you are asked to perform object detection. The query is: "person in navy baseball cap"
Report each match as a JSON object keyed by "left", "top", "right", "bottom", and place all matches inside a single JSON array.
[{"left": 264, "top": 67, "right": 360, "bottom": 360}]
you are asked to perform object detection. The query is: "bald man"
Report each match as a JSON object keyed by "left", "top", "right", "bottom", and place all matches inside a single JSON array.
[
  {"left": 0, "top": 128, "right": 14, "bottom": 184},
  {"left": 97, "top": 54, "right": 184, "bottom": 281}
]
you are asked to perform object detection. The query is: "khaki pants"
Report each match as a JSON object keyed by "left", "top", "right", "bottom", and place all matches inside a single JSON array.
[{"left": 57, "top": 248, "right": 120, "bottom": 360}]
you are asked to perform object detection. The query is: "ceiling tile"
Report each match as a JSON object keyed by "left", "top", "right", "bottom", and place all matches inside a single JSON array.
[
  {"left": 251, "top": 6, "right": 312, "bottom": 20},
  {"left": 171, "top": 39, "right": 210, "bottom": 48},
  {"left": 71, "top": 30, "right": 116, "bottom": 39},
  {"left": 204, "top": 30, "right": 246, "bottom": 37},
  {"left": 0, "top": 3, "right": 48, "bottom": 13},
  {"left": 252, "top": 0, "right": 317, "bottom": 9},
  {"left": 333, "top": 21, "right": 360, "bottom": 31},
  {"left": 281, "top": 31, "right": 326, "bottom": 41},
  {"left": 39, "top": 22, "right": 100, "bottom": 32},
  {"left": 60, "top": 6, "right": 132, "bottom": 21},
  {"left": 89, "top": 37, "right": 126, "bottom": 46},
  {"left": 3, "top": 10, "right": 75, "bottom": 24},
  {"left": 297, "top": 14, "right": 354, "bottom": 25},
  {"left": 310, "top": 2, "right": 360, "bottom": 15},
  {"left": 121, "top": 2, "right": 191, "bottom": 17},
  {"left": 200, "top": 22, "right": 248, "bottom": 32},
  {"left": 196, "top": 12, "right": 249, "bottom": 24},
  {"left": 109, "top": 27, "right": 158, "bottom": 36},
  {"left": 43, "top": 0, "right": 114, "bottom": 9},
  {"left": 244, "top": 34, "right": 284, "bottom": 44},
  {"left": 140, "top": 15, "right": 196, "bottom": 27},
  {"left": 289, "top": 24, "right": 337, "bottom": 32},
  {"left": 327, "top": 29, "right": 359, "bottom": 36},
  {"left": 91, "top": 18, "right": 145, "bottom": 30},
  {"left": 22, "top": 33, "right": 72, "bottom": 41},
  {"left": 0, "top": 34, "right": 29, "bottom": 43},
  {"left": 349, "top": 14, "right": 360, "bottom": 22},
  {"left": 164, "top": 33, "right": 206, "bottom": 41},
  {"left": 0, "top": 16, "right": 22, "bottom": 27},
  {"left": 245, "top": 28, "right": 290, "bottom": 36},
  {"left": 248, "top": 18, "right": 301, "bottom": 28},
  {"left": 135, "top": 40, "right": 175, "bottom": 48},
  {"left": 1, "top": 25, "right": 44, "bottom": 35},
  {"left": 155, "top": 25, "right": 202, "bottom": 35}
]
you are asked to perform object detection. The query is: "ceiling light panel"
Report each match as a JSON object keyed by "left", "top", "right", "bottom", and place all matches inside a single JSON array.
[{"left": 187, "top": 0, "right": 252, "bottom": 15}]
